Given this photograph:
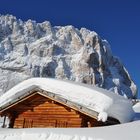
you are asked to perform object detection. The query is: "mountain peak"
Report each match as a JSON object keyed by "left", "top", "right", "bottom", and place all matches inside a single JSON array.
[{"left": 0, "top": 14, "right": 137, "bottom": 98}]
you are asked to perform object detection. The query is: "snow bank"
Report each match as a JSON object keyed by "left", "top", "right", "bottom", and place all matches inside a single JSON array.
[
  {"left": 0, "top": 120, "right": 140, "bottom": 140},
  {"left": 0, "top": 131, "right": 93, "bottom": 140},
  {"left": 0, "top": 78, "right": 134, "bottom": 123},
  {"left": 133, "top": 102, "right": 140, "bottom": 121},
  {"left": 133, "top": 102, "right": 140, "bottom": 112}
]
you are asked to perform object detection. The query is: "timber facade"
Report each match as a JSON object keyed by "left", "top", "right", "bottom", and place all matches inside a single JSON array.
[{"left": 0, "top": 89, "right": 120, "bottom": 128}]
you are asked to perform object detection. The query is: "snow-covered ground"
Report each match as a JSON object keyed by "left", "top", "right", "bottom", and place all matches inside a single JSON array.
[{"left": 0, "top": 121, "right": 140, "bottom": 140}]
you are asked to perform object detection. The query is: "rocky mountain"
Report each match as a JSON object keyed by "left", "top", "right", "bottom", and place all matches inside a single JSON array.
[{"left": 0, "top": 14, "right": 137, "bottom": 98}]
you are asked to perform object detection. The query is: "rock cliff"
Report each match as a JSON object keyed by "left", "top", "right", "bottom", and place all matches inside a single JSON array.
[{"left": 0, "top": 15, "right": 137, "bottom": 98}]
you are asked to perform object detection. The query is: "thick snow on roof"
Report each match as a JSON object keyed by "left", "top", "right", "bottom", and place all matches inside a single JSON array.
[
  {"left": 0, "top": 78, "right": 134, "bottom": 123},
  {"left": 0, "top": 120, "right": 140, "bottom": 140}
]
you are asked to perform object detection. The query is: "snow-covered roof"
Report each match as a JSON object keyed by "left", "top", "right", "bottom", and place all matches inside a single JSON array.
[{"left": 0, "top": 78, "right": 134, "bottom": 123}]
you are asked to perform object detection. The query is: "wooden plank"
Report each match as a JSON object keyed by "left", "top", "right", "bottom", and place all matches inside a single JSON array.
[
  {"left": 16, "top": 118, "right": 81, "bottom": 122},
  {"left": 12, "top": 106, "right": 70, "bottom": 111},
  {"left": 17, "top": 112, "right": 79, "bottom": 115},
  {"left": 15, "top": 106, "right": 68, "bottom": 109},
  {"left": 17, "top": 116, "right": 80, "bottom": 119},
  {"left": 17, "top": 114, "right": 80, "bottom": 117},
  {"left": 20, "top": 112, "right": 77, "bottom": 115},
  {"left": 15, "top": 118, "right": 82, "bottom": 121},
  {"left": 14, "top": 103, "right": 67, "bottom": 108},
  {"left": 22, "top": 110, "right": 76, "bottom": 115},
  {"left": 33, "top": 108, "right": 73, "bottom": 112},
  {"left": 14, "top": 119, "right": 81, "bottom": 124}
]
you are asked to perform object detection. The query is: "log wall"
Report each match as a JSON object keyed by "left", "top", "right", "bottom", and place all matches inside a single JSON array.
[{"left": 5, "top": 93, "right": 100, "bottom": 128}]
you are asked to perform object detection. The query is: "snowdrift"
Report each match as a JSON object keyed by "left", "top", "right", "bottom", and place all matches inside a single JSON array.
[{"left": 0, "top": 121, "right": 140, "bottom": 140}]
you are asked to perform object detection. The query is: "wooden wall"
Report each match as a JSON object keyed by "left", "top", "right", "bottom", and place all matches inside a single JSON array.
[{"left": 4, "top": 93, "right": 101, "bottom": 128}]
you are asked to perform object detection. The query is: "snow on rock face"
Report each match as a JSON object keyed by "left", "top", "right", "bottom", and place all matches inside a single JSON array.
[{"left": 0, "top": 14, "right": 137, "bottom": 98}]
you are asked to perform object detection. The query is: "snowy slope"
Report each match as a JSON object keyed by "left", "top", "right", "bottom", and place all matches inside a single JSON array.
[
  {"left": 0, "top": 78, "right": 134, "bottom": 123},
  {"left": 0, "top": 14, "right": 137, "bottom": 98},
  {"left": 0, "top": 121, "right": 140, "bottom": 140}
]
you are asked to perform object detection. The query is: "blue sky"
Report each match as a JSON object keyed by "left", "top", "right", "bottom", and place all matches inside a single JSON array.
[{"left": 0, "top": 0, "right": 139, "bottom": 97}]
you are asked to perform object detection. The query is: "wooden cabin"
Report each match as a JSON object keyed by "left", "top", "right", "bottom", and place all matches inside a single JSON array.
[{"left": 0, "top": 88, "right": 119, "bottom": 128}]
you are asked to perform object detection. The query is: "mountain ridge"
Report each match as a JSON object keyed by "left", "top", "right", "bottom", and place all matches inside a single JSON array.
[{"left": 0, "top": 14, "right": 137, "bottom": 98}]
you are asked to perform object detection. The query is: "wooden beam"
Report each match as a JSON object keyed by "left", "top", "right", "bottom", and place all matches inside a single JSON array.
[{"left": 0, "top": 92, "right": 37, "bottom": 113}]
